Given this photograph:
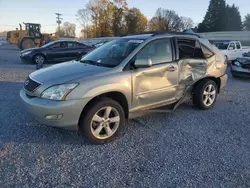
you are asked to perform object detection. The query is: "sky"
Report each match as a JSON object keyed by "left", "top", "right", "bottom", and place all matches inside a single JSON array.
[{"left": 0, "top": 0, "right": 249, "bottom": 36}]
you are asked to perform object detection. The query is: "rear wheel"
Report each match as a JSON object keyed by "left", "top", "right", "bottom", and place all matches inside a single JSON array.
[
  {"left": 20, "top": 39, "right": 36, "bottom": 50},
  {"left": 193, "top": 80, "right": 218, "bottom": 110},
  {"left": 79, "top": 98, "right": 125, "bottom": 144}
]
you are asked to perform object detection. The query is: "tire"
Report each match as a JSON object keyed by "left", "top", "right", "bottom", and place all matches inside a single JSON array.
[
  {"left": 193, "top": 79, "right": 218, "bottom": 110},
  {"left": 33, "top": 54, "right": 45, "bottom": 65},
  {"left": 79, "top": 98, "right": 125, "bottom": 144},
  {"left": 20, "top": 39, "right": 36, "bottom": 50}
]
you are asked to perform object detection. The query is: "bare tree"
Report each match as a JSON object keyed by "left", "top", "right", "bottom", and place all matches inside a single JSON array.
[
  {"left": 77, "top": 9, "right": 91, "bottom": 38},
  {"left": 180, "top": 17, "right": 194, "bottom": 31},
  {"left": 57, "top": 22, "right": 76, "bottom": 37},
  {"left": 149, "top": 8, "right": 183, "bottom": 32}
]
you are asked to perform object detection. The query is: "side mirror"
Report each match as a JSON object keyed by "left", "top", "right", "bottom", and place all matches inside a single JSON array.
[
  {"left": 134, "top": 58, "right": 152, "bottom": 68},
  {"left": 228, "top": 47, "right": 234, "bottom": 50}
]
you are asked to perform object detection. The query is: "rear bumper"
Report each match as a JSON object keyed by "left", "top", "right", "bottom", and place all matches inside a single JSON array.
[
  {"left": 219, "top": 74, "right": 228, "bottom": 89},
  {"left": 20, "top": 89, "right": 90, "bottom": 130}
]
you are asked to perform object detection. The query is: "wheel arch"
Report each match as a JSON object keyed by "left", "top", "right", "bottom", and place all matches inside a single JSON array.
[
  {"left": 193, "top": 76, "right": 221, "bottom": 93},
  {"left": 32, "top": 53, "right": 47, "bottom": 63},
  {"left": 78, "top": 91, "right": 129, "bottom": 126}
]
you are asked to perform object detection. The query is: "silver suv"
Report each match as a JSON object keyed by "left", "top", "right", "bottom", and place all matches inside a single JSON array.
[{"left": 20, "top": 33, "right": 228, "bottom": 144}]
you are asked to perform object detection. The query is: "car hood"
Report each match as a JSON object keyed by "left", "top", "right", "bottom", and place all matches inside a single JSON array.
[
  {"left": 30, "top": 61, "right": 111, "bottom": 84},
  {"left": 21, "top": 47, "right": 41, "bottom": 53}
]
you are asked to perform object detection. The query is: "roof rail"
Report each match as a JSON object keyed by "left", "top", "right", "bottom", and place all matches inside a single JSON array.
[
  {"left": 120, "top": 31, "right": 201, "bottom": 38},
  {"left": 152, "top": 32, "right": 201, "bottom": 38}
]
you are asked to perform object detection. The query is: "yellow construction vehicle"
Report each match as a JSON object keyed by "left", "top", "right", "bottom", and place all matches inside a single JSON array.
[{"left": 7, "top": 23, "right": 59, "bottom": 50}]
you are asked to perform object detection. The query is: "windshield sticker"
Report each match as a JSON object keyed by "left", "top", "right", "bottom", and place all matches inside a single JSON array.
[{"left": 129, "top": 40, "right": 144, "bottom": 44}]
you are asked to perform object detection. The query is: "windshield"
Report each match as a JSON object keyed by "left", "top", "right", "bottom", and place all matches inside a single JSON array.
[
  {"left": 80, "top": 38, "right": 144, "bottom": 67},
  {"left": 215, "top": 42, "right": 229, "bottom": 50},
  {"left": 41, "top": 41, "right": 57, "bottom": 48}
]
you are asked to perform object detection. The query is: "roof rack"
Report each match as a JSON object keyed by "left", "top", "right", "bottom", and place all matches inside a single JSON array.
[{"left": 152, "top": 32, "right": 201, "bottom": 38}]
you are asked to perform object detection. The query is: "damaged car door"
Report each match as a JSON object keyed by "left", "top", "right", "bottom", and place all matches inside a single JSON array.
[
  {"left": 175, "top": 38, "right": 207, "bottom": 99},
  {"left": 132, "top": 38, "right": 179, "bottom": 108}
]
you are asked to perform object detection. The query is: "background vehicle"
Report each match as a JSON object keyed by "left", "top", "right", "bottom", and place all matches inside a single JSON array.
[
  {"left": 7, "top": 23, "right": 59, "bottom": 50},
  {"left": 20, "top": 40, "right": 94, "bottom": 64},
  {"left": 20, "top": 33, "right": 227, "bottom": 144},
  {"left": 214, "top": 40, "right": 250, "bottom": 61},
  {"left": 231, "top": 56, "right": 250, "bottom": 78}
]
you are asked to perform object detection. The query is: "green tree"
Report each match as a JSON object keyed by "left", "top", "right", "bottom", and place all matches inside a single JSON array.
[
  {"left": 198, "top": 0, "right": 227, "bottom": 32},
  {"left": 225, "top": 4, "right": 242, "bottom": 31},
  {"left": 124, "top": 8, "right": 147, "bottom": 34},
  {"left": 243, "top": 14, "right": 250, "bottom": 31}
]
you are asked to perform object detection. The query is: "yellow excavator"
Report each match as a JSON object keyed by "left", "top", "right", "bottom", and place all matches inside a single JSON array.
[{"left": 7, "top": 23, "right": 59, "bottom": 50}]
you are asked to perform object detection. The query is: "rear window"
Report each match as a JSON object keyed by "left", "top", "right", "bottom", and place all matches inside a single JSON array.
[
  {"left": 201, "top": 45, "right": 214, "bottom": 59},
  {"left": 236, "top": 42, "right": 241, "bottom": 49},
  {"left": 177, "top": 39, "right": 204, "bottom": 59}
]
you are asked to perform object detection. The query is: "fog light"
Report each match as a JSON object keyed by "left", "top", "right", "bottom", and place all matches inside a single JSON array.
[{"left": 45, "top": 114, "right": 63, "bottom": 120}]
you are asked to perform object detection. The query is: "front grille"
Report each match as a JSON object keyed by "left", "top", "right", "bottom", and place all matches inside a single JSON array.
[
  {"left": 242, "top": 64, "right": 250, "bottom": 69},
  {"left": 24, "top": 76, "right": 41, "bottom": 92}
]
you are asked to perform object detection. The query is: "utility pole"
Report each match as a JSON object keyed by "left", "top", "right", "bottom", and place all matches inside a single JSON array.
[{"left": 55, "top": 13, "right": 62, "bottom": 36}]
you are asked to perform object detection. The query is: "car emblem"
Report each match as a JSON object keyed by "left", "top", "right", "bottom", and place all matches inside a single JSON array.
[{"left": 25, "top": 80, "right": 29, "bottom": 86}]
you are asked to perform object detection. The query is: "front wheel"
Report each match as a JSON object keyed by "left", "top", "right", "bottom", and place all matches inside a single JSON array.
[
  {"left": 33, "top": 54, "right": 45, "bottom": 64},
  {"left": 193, "top": 80, "right": 218, "bottom": 110},
  {"left": 79, "top": 98, "right": 125, "bottom": 144}
]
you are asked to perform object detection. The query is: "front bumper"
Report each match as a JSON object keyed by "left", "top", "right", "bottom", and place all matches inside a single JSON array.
[
  {"left": 231, "top": 65, "right": 250, "bottom": 77},
  {"left": 20, "top": 89, "right": 90, "bottom": 130},
  {"left": 20, "top": 54, "right": 33, "bottom": 63}
]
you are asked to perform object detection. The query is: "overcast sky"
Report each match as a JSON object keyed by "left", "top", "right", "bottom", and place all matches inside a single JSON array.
[{"left": 0, "top": 0, "right": 249, "bottom": 36}]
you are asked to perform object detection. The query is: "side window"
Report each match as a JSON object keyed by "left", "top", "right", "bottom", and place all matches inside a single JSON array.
[
  {"left": 201, "top": 45, "right": 214, "bottom": 59},
  {"left": 68, "top": 42, "right": 75, "bottom": 47},
  {"left": 178, "top": 39, "right": 204, "bottom": 59},
  {"left": 51, "top": 42, "right": 61, "bottom": 48},
  {"left": 136, "top": 39, "right": 172, "bottom": 65},
  {"left": 228, "top": 43, "right": 236, "bottom": 50},
  {"left": 60, "top": 42, "right": 68, "bottom": 48},
  {"left": 236, "top": 42, "right": 241, "bottom": 49}
]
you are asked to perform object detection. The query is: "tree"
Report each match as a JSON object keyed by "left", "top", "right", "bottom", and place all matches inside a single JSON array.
[
  {"left": 77, "top": 8, "right": 91, "bottom": 38},
  {"left": 243, "top": 14, "right": 250, "bottom": 31},
  {"left": 198, "top": 0, "right": 227, "bottom": 32},
  {"left": 225, "top": 4, "right": 242, "bottom": 31},
  {"left": 149, "top": 8, "right": 183, "bottom": 32},
  {"left": 180, "top": 17, "right": 194, "bottom": 31},
  {"left": 124, "top": 8, "right": 147, "bottom": 34},
  {"left": 57, "top": 22, "right": 76, "bottom": 37}
]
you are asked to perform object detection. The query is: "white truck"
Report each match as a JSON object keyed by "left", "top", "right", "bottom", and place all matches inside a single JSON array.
[{"left": 214, "top": 41, "right": 250, "bottom": 61}]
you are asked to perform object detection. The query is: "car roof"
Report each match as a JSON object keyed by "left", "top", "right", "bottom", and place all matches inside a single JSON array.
[{"left": 123, "top": 32, "right": 200, "bottom": 40}]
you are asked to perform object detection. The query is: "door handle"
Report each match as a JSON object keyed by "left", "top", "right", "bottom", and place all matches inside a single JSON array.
[{"left": 167, "top": 65, "right": 177, "bottom": 72}]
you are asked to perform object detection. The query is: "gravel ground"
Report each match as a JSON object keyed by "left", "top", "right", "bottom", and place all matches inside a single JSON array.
[{"left": 1, "top": 43, "right": 250, "bottom": 187}]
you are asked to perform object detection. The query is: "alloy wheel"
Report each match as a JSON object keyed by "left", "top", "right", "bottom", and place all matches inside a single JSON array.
[
  {"left": 90, "top": 106, "right": 120, "bottom": 139},
  {"left": 203, "top": 84, "right": 216, "bottom": 107}
]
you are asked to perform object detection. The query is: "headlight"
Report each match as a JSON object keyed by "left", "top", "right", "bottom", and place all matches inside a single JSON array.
[
  {"left": 234, "top": 61, "right": 241, "bottom": 67},
  {"left": 22, "top": 51, "right": 32, "bottom": 56},
  {"left": 41, "top": 83, "right": 78, "bottom": 100}
]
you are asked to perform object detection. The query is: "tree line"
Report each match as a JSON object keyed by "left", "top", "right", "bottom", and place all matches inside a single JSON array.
[
  {"left": 198, "top": 0, "right": 250, "bottom": 32},
  {"left": 76, "top": 0, "right": 194, "bottom": 38},
  {"left": 59, "top": 0, "right": 250, "bottom": 37}
]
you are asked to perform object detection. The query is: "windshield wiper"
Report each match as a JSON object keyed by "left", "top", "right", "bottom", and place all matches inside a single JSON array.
[{"left": 80, "top": 60, "right": 114, "bottom": 68}]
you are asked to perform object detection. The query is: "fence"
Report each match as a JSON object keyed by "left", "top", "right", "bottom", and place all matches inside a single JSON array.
[{"left": 1, "top": 31, "right": 250, "bottom": 45}]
